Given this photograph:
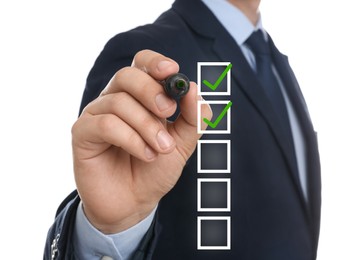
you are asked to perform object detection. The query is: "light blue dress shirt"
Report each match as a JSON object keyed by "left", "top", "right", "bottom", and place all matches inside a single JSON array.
[
  {"left": 73, "top": 1, "right": 308, "bottom": 259},
  {"left": 73, "top": 202, "right": 157, "bottom": 259}
]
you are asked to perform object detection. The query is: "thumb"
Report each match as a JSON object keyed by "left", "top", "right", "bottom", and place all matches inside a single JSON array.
[{"left": 169, "top": 82, "right": 212, "bottom": 159}]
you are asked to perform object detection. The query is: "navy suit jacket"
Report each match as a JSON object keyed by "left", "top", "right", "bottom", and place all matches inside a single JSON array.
[{"left": 44, "top": 0, "right": 321, "bottom": 259}]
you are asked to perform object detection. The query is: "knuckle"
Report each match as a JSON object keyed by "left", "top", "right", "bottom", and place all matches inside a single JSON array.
[
  {"left": 97, "top": 115, "right": 117, "bottom": 133},
  {"left": 133, "top": 49, "right": 151, "bottom": 63},
  {"left": 127, "top": 131, "right": 142, "bottom": 148},
  {"left": 81, "top": 98, "right": 97, "bottom": 114},
  {"left": 113, "top": 66, "right": 149, "bottom": 94},
  {"left": 71, "top": 116, "right": 88, "bottom": 142},
  {"left": 133, "top": 49, "right": 162, "bottom": 73},
  {"left": 114, "top": 66, "right": 132, "bottom": 84},
  {"left": 71, "top": 120, "right": 80, "bottom": 137},
  {"left": 108, "top": 92, "right": 129, "bottom": 111},
  {"left": 138, "top": 114, "right": 162, "bottom": 133}
]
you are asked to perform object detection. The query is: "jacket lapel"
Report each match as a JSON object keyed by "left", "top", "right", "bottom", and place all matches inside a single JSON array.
[
  {"left": 268, "top": 36, "right": 315, "bottom": 134},
  {"left": 214, "top": 32, "right": 308, "bottom": 203},
  {"left": 173, "top": 0, "right": 302, "bottom": 196},
  {"left": 269, "top": 36, "right": 321, "bottom": 223}
]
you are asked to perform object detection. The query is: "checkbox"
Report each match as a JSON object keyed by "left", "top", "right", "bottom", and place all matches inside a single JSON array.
[
  {"left": 197, "top": 140, "right": 230, "bottom": 173},
  {"left": 197, "top": 62, "right": 231, "bottom": 96},
  {"left": 197, "top": 178, "right": 231, "bottom": 212},
  {"left": 197, "top": 216, "right": 231, "bottom": 250},
  {"left": 197, "top": 101, "right": 231, "bottom": 134}
]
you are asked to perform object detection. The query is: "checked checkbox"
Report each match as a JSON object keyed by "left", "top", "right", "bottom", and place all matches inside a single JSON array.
[
  {"left": 197, "top": 62, "right": 232, "bottom": 96},
  {"left": 197, "top": 100, "right": 232, "bottom": 134}
]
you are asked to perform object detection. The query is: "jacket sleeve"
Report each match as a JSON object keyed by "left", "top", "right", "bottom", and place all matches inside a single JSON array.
[
  {"left": 43, "top": 190, "right": 80, "bottom": 260},
  {"left": 43, "top": 190, "right": 160, "bottom": 260}
]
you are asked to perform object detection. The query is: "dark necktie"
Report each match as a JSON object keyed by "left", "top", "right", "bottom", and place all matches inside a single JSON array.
[{"left": 245, "top": 30, "right": 293, "bottom": 140}]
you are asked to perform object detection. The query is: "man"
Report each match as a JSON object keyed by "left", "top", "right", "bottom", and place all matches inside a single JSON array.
[{"left": 44, "top": 0, "right": 321, "bottom": 259}]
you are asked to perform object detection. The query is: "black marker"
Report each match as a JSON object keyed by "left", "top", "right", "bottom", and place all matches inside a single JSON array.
[{"left": 161, "top": 73, "right": 190, "bottom": 98}]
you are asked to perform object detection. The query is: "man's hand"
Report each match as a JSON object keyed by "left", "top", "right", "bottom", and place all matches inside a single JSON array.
[{"left": 71, "top": 50, "right": 212, "bottom": 234}]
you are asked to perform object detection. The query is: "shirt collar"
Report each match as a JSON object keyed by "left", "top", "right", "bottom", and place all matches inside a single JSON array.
[{"left": 201, "top": 0, "right": 267, "bottom": 45}]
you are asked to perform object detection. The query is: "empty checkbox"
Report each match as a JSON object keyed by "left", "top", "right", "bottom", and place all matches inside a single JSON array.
[
  {"left": 197, "top": 178, "right": 231, "bottom": 212},
  {"left": 197, "top": 216, "right": 231, "bottom": 250},
  {"left": 197, "top": 140, "right": 230, "bottom": 173}
]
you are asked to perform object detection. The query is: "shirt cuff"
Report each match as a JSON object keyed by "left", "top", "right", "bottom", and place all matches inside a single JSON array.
[{"left": 73, "top": 202, "right": 157, "bottom": 260}]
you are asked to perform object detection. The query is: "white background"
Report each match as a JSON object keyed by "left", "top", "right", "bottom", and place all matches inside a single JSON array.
[{"left": 0, "top": 0, "right": 359, "bottom": 259}]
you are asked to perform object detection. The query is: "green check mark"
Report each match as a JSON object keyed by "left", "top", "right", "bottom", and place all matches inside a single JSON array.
[
  {"left": 203, "top": 101, "right": 232, "bottom": 129},
  {"left": 202, "top": 63, "right": 232, "bottom": 91}
]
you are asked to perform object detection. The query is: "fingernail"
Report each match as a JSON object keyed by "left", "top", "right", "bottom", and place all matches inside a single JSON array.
[
  {"left": 145, "top": 145, "right": 157, "bottom": 160},
  {"left": 156, "top": 93, "right": 174, "bottom": 111},
  {"left": 157, "top": 130, "right": 174, "bottom": 150},
  {"left": 157, "top": 60, "right": 173, "bottom": 72}
]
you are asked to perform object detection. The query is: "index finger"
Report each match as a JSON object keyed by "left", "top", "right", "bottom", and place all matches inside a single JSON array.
[
  {"left": 98, "top": 49, "right": 181, "bottom": 118},
  {"left": 131, "top": 49, "right": 179, "bottom": 80}
]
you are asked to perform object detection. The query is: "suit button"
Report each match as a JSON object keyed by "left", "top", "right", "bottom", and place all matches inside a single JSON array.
[{"left": 101, "top": 256, "right": 113, "bottom": 260}]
